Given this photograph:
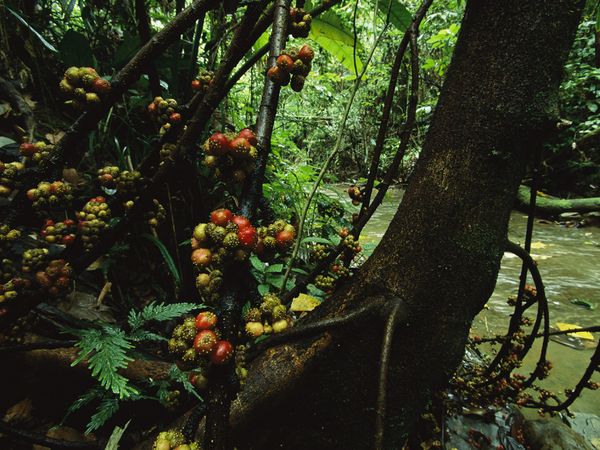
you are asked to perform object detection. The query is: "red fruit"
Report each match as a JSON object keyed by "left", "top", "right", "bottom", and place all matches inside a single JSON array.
[
  {"left": 193, "top": 329, "right": 218, "bottom": 355},
  {"left": 298, "top": 44, "right": 314, "bottom": 64},
  {"left": 267, "top": 66, "right": 282, "bottom": 83},
  {"left": 338, "top": 227, "right": 349, "bottom": 238},
  {"left": 63, "top": 219, "right": 75, "bottom": 227},
  {"left": 207, "top": 132, "right": 230, "bottom": 155},
  {"left": 92, "top": 78, "right": 111, "bottom": 95},
  {"left": 191, "top": 248, "right": 212, "bottom": 266},
  {"left": 237, "top": 128, "right": 257, "bottom": 146},
  {"left": 276, "top": 229, "right": 295, "bottom": 247},
  {"left": 195, "top": 311, "right": 218, "bottom": 330},
  {"left": 35, "top": 272, "right": 52, "bottom": 288},
  {"left": 232, "top": 215, "right": 251, "bottom": 229},
  {"left": 26, "top": 189, "right": 36, "bottom": 201},
  {"left": 238, "top": 226, "right": 257, "bottom": 248},
  {"left": 19, "top": 143, "right": 36, "bottom": 157},
  {"left": 210, "top": 208, "right": 233, "bottom": 226},
  {"left": 229, "top": 137, "right": 251, "bottom": 155},
  {"left": 43, "top": 219, "right": 54, "bottom": 227},
  {"left": 50, "top": 181, "right": 62, "bottom": 193},
  {"left": 61, "top": 235, "right": 75, "bottom": 246},
  {"left": 94, "top": 196, "right": 106, "bottom": 203},
  {"left": 191, "top": 79, "right": 202, "bottom": 91},
  {"left": 169, "top": 112, "right": 181, "bottom": 123},
  {"left": 210, "top": 340, "right": 233, "bottom": 365},
  {"left": 276, "top": 54, "right": 294, "bottom": 72},
  {"left": 147, "top": 102, "right": 157, "bottom": 114}
]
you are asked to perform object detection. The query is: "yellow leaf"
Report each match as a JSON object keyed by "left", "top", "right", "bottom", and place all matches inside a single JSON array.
[
  {"left": 291, "top": 293, "right": 320, "bottom": 312},
  {"left": 556, "top": 322, "right": 595, "bottom": 341}
]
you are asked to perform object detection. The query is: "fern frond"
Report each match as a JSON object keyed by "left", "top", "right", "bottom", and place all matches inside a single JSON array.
[
  {"left": 127, "top": 302, "right": 199, "bottom": 331},
  {"left": 86, "top": 396, "right": 120, "bottom": 433},
  {"left": 168, "top": 364, "right": 203, "bottom": 401},
  {"left": 71, "top": 325, "right": 138, "bottom": 399}
]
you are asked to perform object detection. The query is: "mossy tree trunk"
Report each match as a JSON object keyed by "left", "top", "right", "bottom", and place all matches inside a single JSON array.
[
  {"left": 175, "top": 1, "right": 586, "bottom": 449},
  {"left": 517, "top": 185, "right": 600, "bottom": 216}
]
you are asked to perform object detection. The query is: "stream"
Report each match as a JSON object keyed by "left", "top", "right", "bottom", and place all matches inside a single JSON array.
[{"left": 326, "top": 186, "right": 600, "bottom": 415}]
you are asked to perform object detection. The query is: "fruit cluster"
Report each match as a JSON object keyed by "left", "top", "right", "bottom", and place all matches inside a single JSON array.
[
  {"left": 243, "top": 293, "right": 290, "bottom": 338},
  {"left": 253, "top": 219, "right": 296, "bottom": 260},
  {"left": 330, "top": 261, "right": 350, "bottom": 278},
  {"left": 0, "top": 278, "right": 25, "bottom": 304},
  {"left": 194, "top": 269, "right": 222, "bottom": 304},
  {"left": 27, "top": 180, "right": 74, "bottom": 210},
  {"left": 0, "top": 224, "right": 21, "bottom": 245},
  {"left": 41, "top": 219, "right": 77, "bottom": 246},
  {"left": 235, "top": 344, "right": 248, "bottom": 386},
  {"left": 144, "top": 199, "right": 166, "bottom": 229},
  {"left": 0, "top": 161, "right": 24, "bottom": 197},
  {"left": 19, "top": 141, "right": 55, "bottom": 167},
  {"left": 160, "top": 143, "right": 176, "bottom": 161},
  {"left": 97, "top": 165, "right": 120, "bottom": 189},
  {"left": 0, "top": 258, "right": 16, "bottom": 283},
  {"left": 191, "top": 69, "right": 214, "bottom": 93},
  {"left": 60, "top": 67, "right": 111, "bottom": 110},
  {"left": 153, "top": 429, "right": 200, "bottom": 450},
  {"left": 202, "top": 128, "right": 258, "bottom": 184},
  {"left": 315, "top": 274, "right": 335, "bottom": 292},
  {"left": 347, "top": 185, "right": 364, "bottom": 205},
  {"left": 169, "top": 311, "right": 234, "bottom": 366},
  {"left": 35, "top": 259, "right": 73, "bottom": 297},
  {"left": 289, "top": 7, "right": 312, "bottom": 38},
  {"left": 21, "top": 248, "right": 49, "bottom": 273},
  {"left": 77, "top": 196, "right": 111, "bottom": 250},
  {"left": 342, "top": 234, "right": 362, "bottom": 254},
  {"left": 116, "top": 170, "right": 143, "bottom": 198},
  {"left": 311, "top": 243, "right": 330, "bottom": 261},
  {"left": 267, "top": 44, "right": 314, "bottom": 92},
  {"left": 147, "top": 97, "right": 181, "bottom": 134}
]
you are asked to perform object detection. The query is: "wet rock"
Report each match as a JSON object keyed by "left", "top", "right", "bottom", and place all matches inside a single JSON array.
[
  {"left": 559, "top": 212, "right": 583, "bottom": 220},
  {"left": 523, "top": 417, "right": 594, "bottom": 450},
  {"left": 564, "top": 412, "right": 600, "bottom": 449}
]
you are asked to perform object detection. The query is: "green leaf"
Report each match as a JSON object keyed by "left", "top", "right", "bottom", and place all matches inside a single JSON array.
[
  {"left": 62, "top": 387, "right": 104, "bottom": 424},
  {"left": 168, "top": 365, "right": 203, "bottom": 401},
  {"left": 258, "top": 284, "right": 270, "bottom": 296},
  {"left": 71, "top": 325, "right": 138, "bottom": 399},
  {"left": 301, "top": 236, "right": 335, "bottom": 246},
  {"left": 253, "top": 30, "right": 270, "bottom": 53},
  {"left": 249, "top": 255, "right": 266, "bottom": 271},
  {"left": 266, "top": 263, "right": 284, "bottom": 273},
  {"left": 104, "top": 420, "right": 131, "bottom": 450},
  {"left": 376, "top": 0, "right": 412, "bottom": 31},
  {"left": 309, "top": 12, "right": 363, "bottom": 74},
  {"left": 4, "top": 6, "right": 58, "bottom": 53},
  {"left": 141, "top": 234, "right": 181, "bottom": 287},
  {"left": 128, "top": 302, "right": 198, "bottom": 331},
  {"left": 59, "top": 30, "right": 94, "bottom": 67},
  {"left": 87, "top": 396, "right": 120, "bottom": 433}
]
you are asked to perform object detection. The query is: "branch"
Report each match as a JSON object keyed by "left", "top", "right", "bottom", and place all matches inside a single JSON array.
[
  {"left": 135, "top": 0, "right": 162, "bottom": 98},
  {"left": 0, "top": 421, "right": 98, "bottom": 449}
]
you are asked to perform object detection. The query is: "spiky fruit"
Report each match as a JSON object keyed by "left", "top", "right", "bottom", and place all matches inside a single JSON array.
[
  {"left": 223, "top": 232, "right": 239, "bottom": 249},
  {"left": 207, "top": 133, "right": 229, "bottom": 156},
  {"left": 182, "top": 347, "right": 197, "bottom": 362},
  {"left": 195, "top": 311, "right": 218, "bottom": 330},
  {"left": 210, "top": 208, "right": 233, "bottom": 226},
  {"left": 232, "top": 215, "right": 251, "bottom": 229},
  {"left": 273, "top": 319, "right": 288, "bottom": 333},
  {"left": 235, "top": 225, "right": 256, "bottom": 248},
  {"left": 193, "top": 223, "right": 207, "bottom": 243},
  {"left": 210, "top": 340, "right": 233, "bottom": 365},
  {"left": 154, "top": 438, "right": 171, "bottom": 450},
  {"left": 208, "top": 225, "right": 227, "bottom": 244},
  {"left": 237, "top": 128, "right": 257, "bottom": 146},
  {"left": 92, "top": 78, "right": 111, "bottom": 94},
  {"left": 191, "top": 248, "right": 212, "bottom": 267},
  {"left": 189, "top": 372, "right": 209, "bottom": 390},
  {"left": 272, "top": 304, "right": 287, "bottom": 320},
  {"left": 244, "top": 307, "right": 261, "bottom": 322},
  {"left": 229, "top": 137, "right": 251, "bottom": 156},
  {"left": 276, "top": 229, "right": 295, "bottom": 248},
  {"left": 196, "top": 273, "right": 210, "bottom": 288},
  {"left": 276, "top": 54, "right": 294, "bottom": 72},
  {"left": 245, "top": 321, "right": 264, "bottom": 338},
  {"left": 291, "top": 75, "right": 305, "bottom": 92},
  {"left": 298, "top": 44, "right": 315, "bottom": 64},
  {"left": 193, "top": 329, "right": 218, "bottom": 355}
]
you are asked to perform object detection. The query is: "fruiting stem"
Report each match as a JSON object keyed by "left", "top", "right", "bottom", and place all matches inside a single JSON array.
[{"left": 279, "top": 20, "right": 390, "bottom": 292}]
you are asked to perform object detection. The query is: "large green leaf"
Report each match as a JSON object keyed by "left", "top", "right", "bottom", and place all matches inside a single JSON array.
[
  {"left": 59, "top": 29, "right": 94, "bottom": 67},
  {"left": 5, "top": 6, "right": 58, "bottom": 53},
  {"left": 376, "top": 0, "right": 412, "bottom": 31},
  {"left": 309, "top": 12, "right": 363, "bottom": 74}
]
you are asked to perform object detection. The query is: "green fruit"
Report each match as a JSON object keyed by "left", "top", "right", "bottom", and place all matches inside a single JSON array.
[{"left": 223, "top": 232, "right": 239, "bottom": 249}]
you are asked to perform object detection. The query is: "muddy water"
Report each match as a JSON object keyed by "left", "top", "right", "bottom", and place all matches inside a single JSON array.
[{"left": 326, "top": 186, "right": 600, "bottom": 414}]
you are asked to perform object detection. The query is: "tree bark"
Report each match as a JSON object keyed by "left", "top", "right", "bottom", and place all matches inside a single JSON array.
[
  {"left": 517, "top": 185, "right": 600, "bottom": 215},
  {"left": 137, "top": 1, "right": 585, "bottom": 448}
]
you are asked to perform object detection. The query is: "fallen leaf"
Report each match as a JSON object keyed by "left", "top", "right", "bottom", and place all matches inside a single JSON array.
[
  {"left": 291, "top": 293, "right": 320, "bottom": 312},
  {"left": 555, "top": 322, "right": 595, "bottom": 341}
]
